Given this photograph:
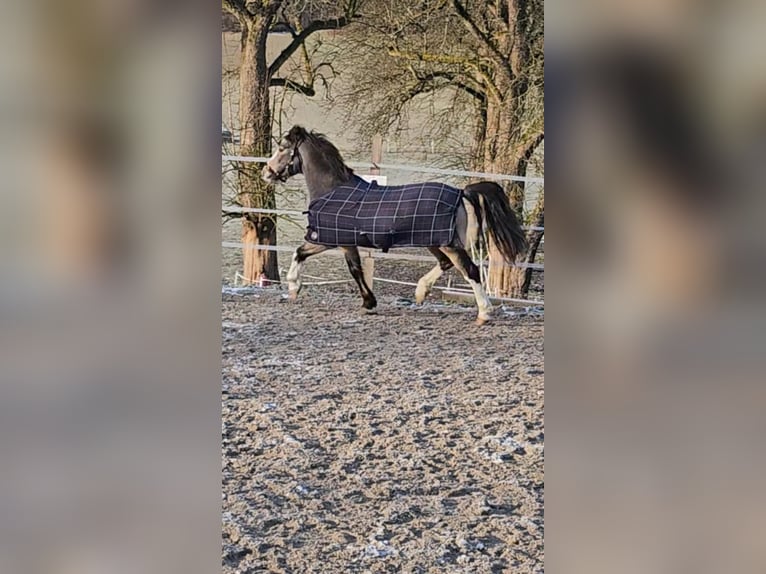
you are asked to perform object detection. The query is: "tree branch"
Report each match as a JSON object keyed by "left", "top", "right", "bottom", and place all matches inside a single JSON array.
[
  {"left": 411, "top": 70, "right": 486, "bottom": 103},
  {"left": 518, "top": 194, "right": 544, "bottom": 296},
  {"left": 401, "top": 81, "right": 441, "bottom": 102},
  {"left": 298, "top": 33, "right": 315, "bottom": 86},
  {"left": 269, "top": 77, "right": 316, "bottom": 96},
  {"left": 388, "top": 48, "right": 474, "bottom": 67},
  {"left": 455, "top": 81, "right": 486, "bottom": 103},
  {"left": 222, "top": 0, "right": 250, "bottom": 26},
  {"left": 268, "top": 16, "right": 354, "bottom": 77},
  {"left": 264, "top": 0, "right": 283, "bottom": 15},
  {"left": 222, "top": 209, "right": 245, "bottom": 224},
  {"left": 515, "top": 132, "right": 544, "bottom": 175},
  {"left": 524, "top": 132, "right": 545, "bottom": 160},
  {"left": 388, "top": 48, "right": 501, "bottom": 101},
  {"left": 451, "top": 0, "right": 514, "bottom": 84}
]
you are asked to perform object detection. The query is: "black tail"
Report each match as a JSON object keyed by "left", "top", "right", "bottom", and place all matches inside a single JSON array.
[{"left": 463, "top": 182, "right": 527, "bottom": 261}]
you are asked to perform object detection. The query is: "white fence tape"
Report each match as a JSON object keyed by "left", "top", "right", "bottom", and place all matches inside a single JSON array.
[
  {"left": 223, "top": 206, "right": 305, "bottom": 217},
  {"left": 372, "top": 277, "right": 544, "bottom": 307},
  {"left": 222, "top": 155, "right": 544, "bottom": 184},
  {"left": 234, "top": 271, "right": 352, "bottom": 288},
  {"left": 229, "top": 265, "right": 544, "bottom": 306},
  {"left": 221, "top": 241, "right": 543, "bottom": 271}
]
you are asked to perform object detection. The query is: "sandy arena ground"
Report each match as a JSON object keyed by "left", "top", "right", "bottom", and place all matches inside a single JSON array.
[{"left": 222, "top": 285, "right": 544, "bottom": 573}]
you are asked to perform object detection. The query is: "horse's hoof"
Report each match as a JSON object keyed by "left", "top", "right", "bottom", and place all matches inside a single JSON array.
[
  {"left": 475, "top": 316, "right": 490, "bottom": 326},
  {"left": 362, "top": 298, "right": 378, "bottom": 310},
  {"left": 288, "top": 289, "right": 299, "bottom": 300}
]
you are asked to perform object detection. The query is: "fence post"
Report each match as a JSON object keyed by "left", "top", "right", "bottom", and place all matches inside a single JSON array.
[
  {"left": 365, "top": 134, "right": 382, "bottom": 286},
  {"left": 371, "top": 133, "right": 382, "bottom": 175},
  {"left": 362, "top": 251, "right": 375, "bottom": 290}
]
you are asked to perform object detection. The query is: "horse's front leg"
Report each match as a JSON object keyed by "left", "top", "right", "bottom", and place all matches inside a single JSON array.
[
  {"left": 287, "top": 243, "right": 331, "bottom": 299},
  {"left": 341, "top": 246, "right": 377, "bottom": 310},
  {"left": 416, "top": 246, "right": 454, "bottom": 304}
]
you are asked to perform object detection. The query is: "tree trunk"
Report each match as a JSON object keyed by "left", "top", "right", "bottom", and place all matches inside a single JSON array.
[
  {"left": 479, "top": 99, "right": 544, "bottom": 298},
  {"left": 237, "top": 18, "right": 279, "bottom": 283},
  {"left": 503, "top": 195, "right": 545, "bottom": 297},
  {"left": 488, "top": 237, "right": 525, "bottom": 297},
  {"left": 482, "top": 101, "right": 525, "bottom": 296},
  {"left": 487, "top": 180, "right": 531, "bottom": 297}
]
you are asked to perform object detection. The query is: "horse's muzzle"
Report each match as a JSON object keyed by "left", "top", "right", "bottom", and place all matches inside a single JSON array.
[
  {"left": 262, "top": 164, "right": 279, "bottom": 182},
  {"left": 263, "top": 164, "right": 289, "bottom": 183}
]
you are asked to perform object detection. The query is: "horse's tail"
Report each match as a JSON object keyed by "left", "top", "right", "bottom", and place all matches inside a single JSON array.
[{"left": 462, "top": 182, "right": 527, "bottom": 262}]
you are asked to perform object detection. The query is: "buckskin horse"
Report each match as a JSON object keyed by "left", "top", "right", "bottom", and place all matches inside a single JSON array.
[{"left": 262, "top": 125, "right": 526, "bottom": 324}]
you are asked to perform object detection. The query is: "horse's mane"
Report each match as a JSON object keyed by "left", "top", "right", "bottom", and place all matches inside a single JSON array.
[{"left": 287, "top": 126, "right": 353, "bottom": 181}]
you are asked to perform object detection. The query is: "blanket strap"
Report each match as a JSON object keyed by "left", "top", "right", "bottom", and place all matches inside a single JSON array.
[{"left": 379, "top": 230, "right": 396, "bottom": 253}]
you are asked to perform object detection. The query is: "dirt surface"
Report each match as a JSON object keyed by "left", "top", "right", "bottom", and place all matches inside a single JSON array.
[{"left": 222, "top": 287, "right": 544, "bottom": 573}]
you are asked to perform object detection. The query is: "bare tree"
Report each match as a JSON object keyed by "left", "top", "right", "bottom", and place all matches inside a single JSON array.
[
  {"left": 331, "top": 0, "right": 544, "bottom": 296},
  {"left": 221, "top": 0, "right": 363, "bottom": 283}
]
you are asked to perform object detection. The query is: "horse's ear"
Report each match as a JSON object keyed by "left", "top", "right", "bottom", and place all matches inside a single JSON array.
[{"left": 287, "top": 125, "right": 307, "bottom": 144}]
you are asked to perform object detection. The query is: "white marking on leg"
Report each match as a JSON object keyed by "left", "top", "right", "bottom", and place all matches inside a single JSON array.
[
  {"left": 286, "top": 251, "right": 304, "bottom": 297},
  {"left": 469, "top": 279, "right": 493, "bottom": 321},
  {"left": 439, "top": 246, "right": 491, "bottom": 323},
  {"left": 416, "top": 264, "right": 443, "bottom": 304}
]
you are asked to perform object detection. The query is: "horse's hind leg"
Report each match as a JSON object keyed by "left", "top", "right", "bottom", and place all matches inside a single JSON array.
[
  {"left": 439, "top": 247, "right": 493, "bottom": 325},
  {"left": 287, "top": 242, "right": 330, "bottom": 298},
  {"left": 416, "top": 247, "right": 454, "bottom": 304},
  {"left": 341, "top": 246, "right": 377, "bottom": 310}
]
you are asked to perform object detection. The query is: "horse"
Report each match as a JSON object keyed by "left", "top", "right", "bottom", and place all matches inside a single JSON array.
[{"left": 262, "top": 125, "right": 527, "bottom": 324}]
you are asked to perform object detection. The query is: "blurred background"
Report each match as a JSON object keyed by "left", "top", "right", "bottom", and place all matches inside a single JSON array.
[
  {"left": 548, "top": 0, "right": 766, "bottom": 572},
  {"left": 0, "top": 1, "right": 221, "bottom": 573},
  {"left": 1, "top": 0, "right": 765, "bottom": 572}
]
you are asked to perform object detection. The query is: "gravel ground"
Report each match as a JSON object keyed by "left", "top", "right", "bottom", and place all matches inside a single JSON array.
[{"left": 222, "top": 287, "right": 544, "bottom": 573}]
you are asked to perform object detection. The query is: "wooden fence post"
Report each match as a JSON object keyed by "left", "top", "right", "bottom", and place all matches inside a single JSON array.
[
  {"left": 362, "top": 252, "right": 375, "bottom": 290},
  {"left": 363, "top": 133, "right": 383, "bottom": 287},
  {"left": 371, "top": 133, "right": 382, "bottom": 175}
]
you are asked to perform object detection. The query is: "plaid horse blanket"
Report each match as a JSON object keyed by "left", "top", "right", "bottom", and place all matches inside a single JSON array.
[{"left": 305, "top": 177, "right": 463, "bottom": 251}]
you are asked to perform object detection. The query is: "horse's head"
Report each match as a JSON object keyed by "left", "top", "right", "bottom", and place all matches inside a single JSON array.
[{"left": 262, "top": 125, "right": 306, "bottom": 183}]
